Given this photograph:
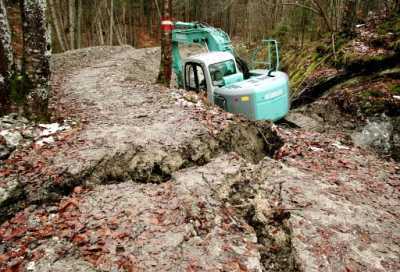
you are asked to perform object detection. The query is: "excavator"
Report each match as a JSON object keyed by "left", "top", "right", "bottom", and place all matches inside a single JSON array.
[{"left": 172, "top": 22, "right": 289, "bottom": 121}]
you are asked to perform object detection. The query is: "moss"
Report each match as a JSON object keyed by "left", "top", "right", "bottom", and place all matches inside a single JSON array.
[
  {"left": 360, "top": 89, "right": 385, "bottom": 98},
  {"left": 9, "top": 73, "right": 31, "bottom": 106},
  {"left": 360, "top": 99, "right": 386, "bottom": 115},
  {"left": 390, "top": 84, "right": 400, "bottom": 95},
  {"left": 332, "top": 77, "right": 364, "bottom": 91}
]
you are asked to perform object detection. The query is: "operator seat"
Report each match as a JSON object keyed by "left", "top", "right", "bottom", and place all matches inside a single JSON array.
[{"left": 212, "top": 71, "right": 224, "bottom": 86}]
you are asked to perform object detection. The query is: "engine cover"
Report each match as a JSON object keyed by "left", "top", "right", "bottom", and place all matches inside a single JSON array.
[{"left": 213, "top": 71, "right": 290, "bottom": 121}]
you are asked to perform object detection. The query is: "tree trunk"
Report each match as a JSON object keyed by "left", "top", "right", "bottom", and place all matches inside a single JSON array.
[
  {"left": 21, "top": 0, "right": 51, "bottom": 120},
  {"left": 48, "top": 0, "right": 66, "bottom": 52},
  {"left": 341, "top": 0, "right": 358, "bottom": 36},
  {"left": 109, "top": 0, "right": 113, "bottom": 45},
  {"left": 0, "top": 0, "right": 13, "bottom": 113},
  {"left": 75, "top": 0, "right": 81, "bottom": 48},
  {"left": 68, "top": 0, "right": 75, "bottom": 50},
  {"left": 157, "top": 0, "right": 172, "bottom": 87}
]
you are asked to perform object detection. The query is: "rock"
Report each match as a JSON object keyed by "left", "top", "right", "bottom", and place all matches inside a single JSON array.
[
  {"left": 0, "top": 136, "right": 12, "bottom": 160},
  {"left": 0, "top": 180, "right": 22, "bottom": 207},
  {"left": 1, "top": 113, "right": 18, "bottom": 124},
  {"left": 36, "top": 136, "right": 55, "bottom": 146},
  {"left": 21, "top": 128, "right": 34, "bottom": 139},
  {"left": 352, "top": 119, "right": 393, "bottom": 153},
  {"left": 285, "top": 112, "right": 324, "bottom": 132},
  {"left": 0, "top": 144, "right": 12, "bottom": 160},
  {"left": 39, "top": 123, "right": 70, "bottom": 137},
  {"left": 0, "top": 130, "right": 23, "bottom": 148},
  {"left": 390, "top": 116, "right": 400, "bottom": 161}
]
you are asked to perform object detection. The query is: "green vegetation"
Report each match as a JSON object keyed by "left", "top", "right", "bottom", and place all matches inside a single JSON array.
[
  {"left": 391, "top": 84, "right": 400, "bottom": 95},
  {"left": 9, "top": 73, "right": 30, "bottom": 106}
]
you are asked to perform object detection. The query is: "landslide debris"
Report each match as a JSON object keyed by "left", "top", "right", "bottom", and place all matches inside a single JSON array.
[
  {"left": 1, "top": 43, "right": 400, "bottom": 272},
  {"left": 0, "top": 46, "right": 282, "bottom": 222}
]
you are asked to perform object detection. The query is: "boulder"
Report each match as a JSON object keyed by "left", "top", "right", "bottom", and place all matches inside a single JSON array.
[
  {"left": 0, "top": 135, "right": 12, "bottom": 160},
  {"left": 0, "top": 130, "right": 23, "bottom": 149}
]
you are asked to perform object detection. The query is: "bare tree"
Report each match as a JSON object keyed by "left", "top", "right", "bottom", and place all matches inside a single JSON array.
[
  {"left": 109, "top": 0, "right": 114, "bottom": 45},
  {"left": 49, "top": 0, "right": 66, "bottom": 52},
  {"left": 0, "top": 0, "right": 13, "bottom": 113},
  {"left": 157, "top": 0, "right": 172, "bottom": 87},
  {"left": 75, "top": 0, "right": 82, "bottom": 48},
  {"left": 21, "top": 0, "right": 51, "bottom": 120},
  {"left": 68, "top": 0, "right": 75, "bottom": 49}
]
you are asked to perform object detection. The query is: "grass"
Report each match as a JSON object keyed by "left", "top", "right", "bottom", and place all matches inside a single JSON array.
[{"left": 390, "top": 84, "right": 400, "bottom": 95}]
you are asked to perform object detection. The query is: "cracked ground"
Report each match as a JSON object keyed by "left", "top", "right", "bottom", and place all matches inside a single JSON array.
[{"left": 0, "top": 46, "right": 399, "bottom": 272}]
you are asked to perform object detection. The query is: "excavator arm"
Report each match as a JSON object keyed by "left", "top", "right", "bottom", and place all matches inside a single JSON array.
[{"left": 172, "top": 22, "right": 249, "bottom": 87}]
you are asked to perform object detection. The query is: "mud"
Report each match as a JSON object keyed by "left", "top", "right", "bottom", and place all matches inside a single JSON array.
[{"left": 1, "top": 46, "right": 400, "bottom": 272}]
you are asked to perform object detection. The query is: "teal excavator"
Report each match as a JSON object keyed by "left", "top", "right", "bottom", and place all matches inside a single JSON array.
[{"left": 172, "top": 22, "right": 289, "bottom": 121}]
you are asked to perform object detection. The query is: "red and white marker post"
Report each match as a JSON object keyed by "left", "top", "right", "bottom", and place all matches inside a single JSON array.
[{"left": 161, "top": 18, "right": 174, "bottom": 32}]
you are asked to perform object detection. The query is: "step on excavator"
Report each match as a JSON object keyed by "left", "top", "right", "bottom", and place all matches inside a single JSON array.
[{"left": 172, "top": 22, "right": 289, "bottom": 121}]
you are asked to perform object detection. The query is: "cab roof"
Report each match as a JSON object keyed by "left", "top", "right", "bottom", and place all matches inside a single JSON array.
[{"left": 184, "top": 51, "right": 235, "bottom": 66}]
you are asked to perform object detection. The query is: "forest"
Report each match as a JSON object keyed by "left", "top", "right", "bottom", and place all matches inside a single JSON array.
[
  {"left": 3, "top": 1, "right": 399, "bottom": 51},
  {"left": 35, "top": 1, "right": 400, "bottom": 51},
  {"left": 0, "top": 1, "right": 400, "bottom": 272}
]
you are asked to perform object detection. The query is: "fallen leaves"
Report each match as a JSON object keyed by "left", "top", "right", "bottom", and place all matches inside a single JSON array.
[{"left": 58, "top": 198, "right": 79, "bottom": 213}]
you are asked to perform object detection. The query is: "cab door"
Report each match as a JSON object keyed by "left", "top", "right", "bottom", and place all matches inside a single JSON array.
[{"left": 184, "top": 62, "right": 207, "bottom": 94}]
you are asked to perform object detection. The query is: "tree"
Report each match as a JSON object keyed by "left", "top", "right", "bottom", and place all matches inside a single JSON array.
[
  {"left": 20, "top": 0, "right": 51, "bottom": 120},
  {"left": 68, "top": 0, "right": 75, "bottom": 50},
  {"left": 0, "top": 0, "right": 13, "bottom": 114},
  {"left": 49, "top": 0, "right": 66, "bottom": 51},
  {"left": 75, "top": 0, "right": 81, "bottom": 48},
  {"left": 109, "top": 0, "right": 114, "bottom": 45},
  {"left": 157, "top": 0, "right": 172, "bottom": 87}
]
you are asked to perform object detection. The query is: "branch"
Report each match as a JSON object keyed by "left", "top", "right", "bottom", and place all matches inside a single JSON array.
[
  {"left": 281, "top": 1, "right": 319, "bottom": 14},
  {"left": 310, "top": 0, "right": 333, "bottom": 32}
]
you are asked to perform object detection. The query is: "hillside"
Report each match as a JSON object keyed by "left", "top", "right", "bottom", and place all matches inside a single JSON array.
[{"left": 282, "top": 13, "right": 400, "bottom": 161}]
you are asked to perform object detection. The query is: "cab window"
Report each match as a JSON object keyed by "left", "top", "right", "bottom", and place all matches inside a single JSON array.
[
  {"left": 185, "top": 63, "right": 206, "bottom": 93},
  {"left": 209, "top": 60, "right": 236, "bottom": 86}
]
